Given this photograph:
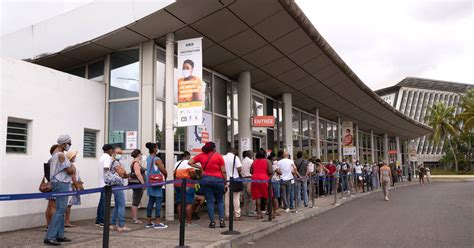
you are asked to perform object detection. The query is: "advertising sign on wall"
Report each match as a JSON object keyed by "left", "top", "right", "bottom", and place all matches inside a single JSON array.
[
  {"left": 187, "top": 112, "right": 212, "bottom": 153},
  {"left": 342, "top": 121, "right": 356, "bottom": 155},
  {"left": 177, "top": 37, "right": 203, "bottom": 127}
]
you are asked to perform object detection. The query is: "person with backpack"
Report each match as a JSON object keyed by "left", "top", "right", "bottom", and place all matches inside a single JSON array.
[
  {"left": 145, "top": 142, "right": 168, "bottom": 229},
  {"left": 188, "top": 142, "right": 227, "bottom": 228},
  {"left": 129, "top": 149, "right": 146, "bottom": 224},
  {"left": 174, "top": 151, "right": 197, "bottom": 226},
  {"left": 223, "top": 147, "right": 243, "bottom": 221},
  {"left": 294, "top": 151, "right": 309, "bottom": 208}
]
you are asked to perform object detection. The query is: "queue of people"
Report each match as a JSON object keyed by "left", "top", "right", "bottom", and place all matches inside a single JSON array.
[{"left": 41, "top": 134, "right": 411, "bottom": 246}]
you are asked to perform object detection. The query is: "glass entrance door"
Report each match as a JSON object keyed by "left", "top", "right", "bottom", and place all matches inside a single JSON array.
[{"left": 252, "top": 137, "right": 261, "bottom": 153}]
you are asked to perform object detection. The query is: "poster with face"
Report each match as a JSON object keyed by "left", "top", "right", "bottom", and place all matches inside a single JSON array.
[
  {"left": 342, "top": 121, "right": 356, "bottom": 155},
  {"left": 177, "top": 38, "right": 203, "bottom": 127},
  {"left": 186, "top": 112, "right": 212, "bottom": 153}
]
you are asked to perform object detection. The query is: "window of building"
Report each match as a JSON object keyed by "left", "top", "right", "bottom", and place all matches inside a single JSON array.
[
  {"left": 156, "top": 50, "right": 166, "bottom": 100},
  {"left": 83, "top": 130, "right": 97, "bottom": 158},
  {"left": 87, "top": 60, "right": 104, "bottom": 83},
  {"left": 108, "top": 100, "right": 139, "bottom": 149},
  {"left": 6, "top": 119, "right": 28, "bottom": 154},
  {"left": 292, "top": 109, "right": 300, "bottom": 136},
  {"left": 204, "top": 71, "right": 212, "bottom": 111},
  {"left": 214, "top": 75, "right": 228, "bottom": 116},
  {"left": 252, "top": 95, "right": 264, "bottom": 116},
  {"left": 109, "top": 49, "right": 140, "bottom": 100}
]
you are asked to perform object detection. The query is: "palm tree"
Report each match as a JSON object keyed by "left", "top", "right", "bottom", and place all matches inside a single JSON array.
[
  {"left": 425, "top": 102, "right": 459, "bottom": 171},
  {"left": 458, "top": 89, "right": 474, "bottom": 132}
]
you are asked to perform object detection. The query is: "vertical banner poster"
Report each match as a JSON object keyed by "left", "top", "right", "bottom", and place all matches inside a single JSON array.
[
  {"left": 187, "top": 112, "right": 213, "bottom": 153},
  {"left": 342, "top": 121, "right": 356, "bottom": 155},
  {"left": 177, "top": 37, "right": 204, "bottom": 127}
]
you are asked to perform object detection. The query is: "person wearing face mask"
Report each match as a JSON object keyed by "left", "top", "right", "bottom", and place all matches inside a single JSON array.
[
  {"left": 44, "top": 135, "right": 75, "bottom": 246},
  {"left": 65, "top": 150, "right": 83, "bottom": 228},
  {"left": 109, "top": 147, "right": 130, "bottom": 232},
  {"left": 129, "top": 149, "right": 146, "bottom": 224},
  {"left": 95, "top": 144, "right": 114, "bottom": 227},
  {"left": 177, "top": 59, "right": 203, "bottom": 103}
]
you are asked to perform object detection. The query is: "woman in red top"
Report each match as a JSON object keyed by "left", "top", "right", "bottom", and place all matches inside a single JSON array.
[
  {"left": 188, "top": 142, "right": 227, "bottom": 228},
  {"left": 251, "top": 149, "right": 273, "bottom": 219}
]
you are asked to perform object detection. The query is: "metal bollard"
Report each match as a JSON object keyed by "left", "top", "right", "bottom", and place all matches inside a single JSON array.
[
  {"left": 178, "top": 178, "right": 187, "bottom": 247},
  {"left": 102, "top": 185, "right": 112, "bottom": 248},
  {"left": 311, "top": 175, "right": 316, "bottom": 208},
  {"left": 293, "top": 179, "right": 299, "bottom": 213},
  {"left": 222, "top": 177, "right": 240, "bottom": 235}
]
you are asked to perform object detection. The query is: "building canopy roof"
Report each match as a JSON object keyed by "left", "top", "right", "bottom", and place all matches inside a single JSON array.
[
  {"left": 29, "top": 0, "right": 431, "bottom": 140},
  {"left": 376, "top": 77, "right": 473, "bottom": 96}
]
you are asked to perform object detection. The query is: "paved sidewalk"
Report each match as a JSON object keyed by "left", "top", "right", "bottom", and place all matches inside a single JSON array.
[{"left": 0, "top": 182, "right": 416, "bottom": 248}]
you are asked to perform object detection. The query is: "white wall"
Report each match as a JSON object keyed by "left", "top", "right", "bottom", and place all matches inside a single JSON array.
[{"left": 0, "top": 57, "right": 105, "bottom": 232}]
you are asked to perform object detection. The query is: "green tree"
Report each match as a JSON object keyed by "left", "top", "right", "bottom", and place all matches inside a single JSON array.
[
  {"left": 425, "top": 102, "right": 459, "bottom": 171},
  {"left": 458, "top": 89, "right": 474, "bottom": 132}
]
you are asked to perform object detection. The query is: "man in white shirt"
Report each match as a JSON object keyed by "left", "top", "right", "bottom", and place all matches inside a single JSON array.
[
  {"left": 223, "top": 148, "right": 242, "bottom": 220},
  {"left": 240, "top": 150, "right": 256, "bottom": 217},
  {"left": 278, "top": 152, "right": 299, "bottom": 212},
  {"left": 95, "top": 144, "right": 113, "bottom": 226}
]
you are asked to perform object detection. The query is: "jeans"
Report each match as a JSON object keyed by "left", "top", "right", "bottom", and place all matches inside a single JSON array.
[
  {"left": 201, "top": 176, "right": 225, "bottom": 222},
  {"left": 147, "top": 195, "right": 163, "bottom": 218},
  {"left": 372, "top": 174, "right": 379, "bottom": 188},
  {"left": 341, "top": 174, "right": 348, "bottom": 192},
  {"left": 325, "top": 176, "right": 334, "bottom": 194},
  {"left": 95, "top": 191, "right": 105, "bottom": 224},
  {"left": 296, "top": 179, "right": 308, "bottom": 207},
  {"left": 318, "top": 176, "right": 325, "bottom": 196},
  {"left": 289, "top": 181, "right": 295, "bottom": 209},
  {"left": 45, "top": 182, "right": 69, "bottom": 240},
  {"left": 242, "top": 181, "right": 256, "bottom": 216},
  {"left": 408, "top": 173, "right": 412, "bottom": 182},
  {"left": 280, "top": 180, "right": 293, "bottom": 209},
  {"left": 111, "top": 190, "right": 125, "bottom": 227}
]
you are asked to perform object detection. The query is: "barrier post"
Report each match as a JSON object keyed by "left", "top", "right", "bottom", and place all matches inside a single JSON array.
[
  {"left": 265, "top": 180, "right": 273, "bottom": 221},
  {"left": 178, "top": 179, "right": 187, "bottom": 247},
  {"left": 102, "top": 185, "right": 112, "bottom": 248},
  {"left": 311, "top": 175, "right": 316, "bottom": 208},
  {"left": 316, "top": 174, "right": 319, "bottom": 198},
  {"left": 222, "top": 177, "right": 240, "bottom": 235},
  {"left": 293, "top": 179, "right": 299, "bottom": 213}
]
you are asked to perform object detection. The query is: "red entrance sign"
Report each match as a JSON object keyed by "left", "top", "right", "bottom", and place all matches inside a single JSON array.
[
  {"left": 252, "top": 116, "right": 275, "bottom": 127},
  {"left": 388, "top": 150, "right": 397, "bottom": 154}
]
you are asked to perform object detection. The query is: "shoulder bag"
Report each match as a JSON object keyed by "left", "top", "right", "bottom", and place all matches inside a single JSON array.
[
  {"left": 173, "top": 160, "right": 185, "bottom": 179},
  {"left": 39, "top": 177, "right": 52, "bottom": 193},
  {"left": 104, "top": 160, "right": 124, "bottom": 186},
  {"left": 148, "top": 156, "right": 164, "bottom": 186},
  {"left": 231, "top": 155, "right": 244, "bottom": 192}
]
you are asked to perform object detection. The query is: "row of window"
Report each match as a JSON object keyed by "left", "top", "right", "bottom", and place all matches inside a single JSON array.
[{"left": 6, "top": 119, "right": 97, "bottom": 157}]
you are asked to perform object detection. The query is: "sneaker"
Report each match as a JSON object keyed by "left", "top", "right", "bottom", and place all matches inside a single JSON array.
[
  {"left": 109, "top": 225, "right": 117, "bottom": 231},
  {"left": 209, "top": 221, "right": 216, "bottom": 228},
  {"left": 117, "top": 226, "right": 131, "bottom": 232},
  {"left": 384, "top": 197, "right": 389, "bottom": 201},
  {"left": 95, "top": 223, "right": 104, "bottom": 227},
  {"left": 285, "top": 208, "right": 290, "bottom": 213},
  {"left": 219, "top": 220, "right": 226, "bottom": 228},
  {"left": 153, "top": 223, "right": 168, "bottom": 229},
  {"left": 145, "top": 223, "right": 154, "bottom": 228},
  {"left": 131, "top": 219, "right": 142, "bottom": 224}
]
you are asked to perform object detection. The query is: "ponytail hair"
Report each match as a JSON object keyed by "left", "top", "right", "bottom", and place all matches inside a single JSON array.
[{"left": 145, "top": 142, "right": 157, "bottom": 154}]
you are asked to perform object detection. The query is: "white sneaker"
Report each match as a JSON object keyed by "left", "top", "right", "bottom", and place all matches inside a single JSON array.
[
  {"left": 285, "top": 208, "right": 290, "bottom": 213},
  {"left": 384, "top": 197, "right": 389, "bottom": 201}
]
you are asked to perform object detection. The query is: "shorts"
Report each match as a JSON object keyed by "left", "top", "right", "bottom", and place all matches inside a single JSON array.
[
  {"left": 132, "top": 187, "right": 144, "bottom": 207},
  {"left": 272, "top": 181, "right": 281, "bottom": 198},
  {"left": 176, "top": 186, "right": 195, "bottom": 204}
]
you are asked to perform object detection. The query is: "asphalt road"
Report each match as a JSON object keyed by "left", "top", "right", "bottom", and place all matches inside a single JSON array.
[{"left": 249, "top": 182, "right": 474, "bottom": 248}]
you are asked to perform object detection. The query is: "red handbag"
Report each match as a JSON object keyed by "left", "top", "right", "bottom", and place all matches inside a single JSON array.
[{"left": 148, "top": 155, "right": 164, "bottom": 186}]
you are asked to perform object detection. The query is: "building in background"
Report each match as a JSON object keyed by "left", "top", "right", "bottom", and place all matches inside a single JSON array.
[{"left": 376, "top": 77, "right": 473, "bottom": 167}]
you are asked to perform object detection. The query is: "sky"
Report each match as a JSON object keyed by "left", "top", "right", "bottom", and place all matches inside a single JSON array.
[
  {"left": 296, "top": 0, "right": 473, "bottom": 90},
  {"left": 1, "top": 0, "right": 472, "bottom": 90}
]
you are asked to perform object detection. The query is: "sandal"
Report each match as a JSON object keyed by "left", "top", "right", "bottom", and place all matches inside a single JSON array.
[
  {"left": 64, "top": 224, "right": 75, "bottom": 228},
  {"left": 131, "top": 219, "right": 142, "bottom": 224}
]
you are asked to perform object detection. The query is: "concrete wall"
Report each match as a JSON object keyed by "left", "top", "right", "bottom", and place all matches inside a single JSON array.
[{"left": 0, "top": 57, "right": 105, "bottom": 232}]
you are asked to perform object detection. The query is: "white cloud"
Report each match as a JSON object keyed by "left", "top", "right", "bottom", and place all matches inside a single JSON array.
[{"left": 296, "top": 0, "right": 473, "bottom": 90}]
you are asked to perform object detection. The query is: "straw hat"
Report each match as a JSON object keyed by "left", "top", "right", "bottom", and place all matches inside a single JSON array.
[{"left": 66, "top": 150, "right": 78, "bottom": 161}]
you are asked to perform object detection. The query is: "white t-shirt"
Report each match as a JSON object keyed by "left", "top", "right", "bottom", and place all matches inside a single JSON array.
[
  {"left": 241, "top": 157, "right": 253, "bottom": 178},
  {"left": 174, "top": 159, "right": 192, "bottom": 170},
  {"left": 278, "top": 158, "right": 294, "bottom": 181},
  {"left": 98, "top": 153, "right": 112, "bottom": 187},
  {"left": 355, "top": 164, "right": 363, "bottom": 174},
  {"left": 223, "top": 153, "right": 242, "bottom": 180}
]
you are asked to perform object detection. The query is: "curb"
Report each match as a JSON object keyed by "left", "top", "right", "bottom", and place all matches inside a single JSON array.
[{"left": 206, "top": 182, "right": 416, "bottom": 248}]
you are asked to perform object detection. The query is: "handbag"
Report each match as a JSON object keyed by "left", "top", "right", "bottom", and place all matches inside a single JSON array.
[
  {"left": 148, "top": 156, "right": 164, "bottom": 186},
  {"left": 115, "top": 164, "right": 128, "bottom": 179},
  {"left": 231, "top": 155, "right": 244, "bottom": 192},
  {"left": 104, "top": 160, "right": 123, "bottom": 186},
  {"left": 39, "top": 177, "right": 52, "bottom": 193}
]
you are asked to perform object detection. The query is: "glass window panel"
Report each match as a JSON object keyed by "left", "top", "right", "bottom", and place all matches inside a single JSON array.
[
  {"left": 110, "top": 49, "right": 140, "bottom": 99},
  {"left": 174, "top": 127, "right": 185, "bottom": 152},
  {"left": 319, "top": 119, "right": 326, "bottom": 140},
  {"left": 332, "top": 123, "right": 338, "bottom": 143},
  {"left": 214, "top": 75, "right": 228, "bottom": 116},
  {"left": 233, "top": 120, "right": 239, "bottom": 150},
  {"left": 292, "top": 110, "right": 300, "bottom": 136},
  {"left": 204, "top": 75, "right": 212, "bottom": 111},
  {"left": 155, "top": 101, "right": 164, "bottom": 150},
  {"left": 227, "top": 82, "right": 232, "bottom": 118},
  {"left": 310, "top": 116, "right": 316, "bottom": 138},
  {"left": 327, "top": 122, "right": 333, "bottom": 141},
  {"left": 302, "top": 114, "right": 309, "bottom": 137},
  {"left": 155, "top": 50, "right": 165, "bottom": 99},
  {"left": 109, "top": 100, "right": 139, "bottom": 149},
  {"left": 214, "top": 116, "right": 229, "bottom": 153},
  {"left": 233, "top": 83, "right": 238, "bottom": 120},
  {"left": 293, "top": 135, "right": 300, "bottom": 158},
  {"left": 252, "top": 95, "right": 264, "bottom": 116},
  {"left": 87, "top": 60, "right": 104, "bottom": 83},
  {"left": 302, "top": 136, "right": 310, "bottom": 159}
]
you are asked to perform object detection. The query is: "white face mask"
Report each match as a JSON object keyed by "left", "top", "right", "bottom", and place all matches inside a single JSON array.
[
  {"left": 64, "top": 144, "right": 71, "bottom": 151},
  {"left": 115, "top": 154, "right": 122, "bottom": 161},
  {"left": 182, "top": 69, "right": 192, "bottom": 78}
]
